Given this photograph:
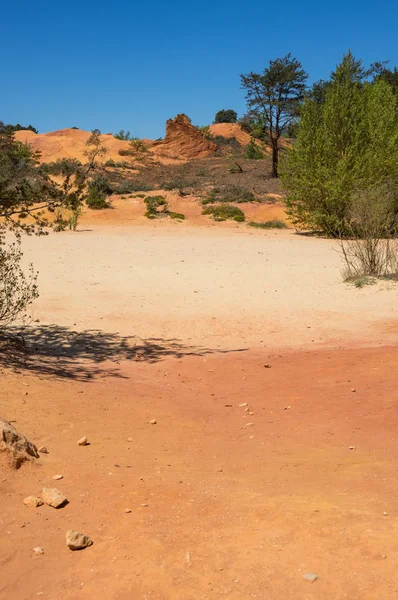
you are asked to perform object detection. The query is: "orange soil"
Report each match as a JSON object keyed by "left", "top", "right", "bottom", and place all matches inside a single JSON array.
[{"left": 2, "top": 346, "right": 398, "bottom": 599}]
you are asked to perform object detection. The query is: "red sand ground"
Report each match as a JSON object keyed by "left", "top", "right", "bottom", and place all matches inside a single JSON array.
[{"left": 1, "top": 225, "right": 398, "bottom": 599}]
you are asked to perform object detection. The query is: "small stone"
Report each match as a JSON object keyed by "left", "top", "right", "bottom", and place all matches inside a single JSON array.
[
  {"left": 127, "top": 437, "right": 133, "bottom": 442},
  {"left": 41, "top": 488, "right": 68, "bottom": 508},
  {"left": 302, "top": 573, "right": 319, "bottom": 583},
  {"left": 383, "top": 511, "right": 388, "bottom": 516},
  {"left": 140, "top": 503, "right": 148, "bottom": 507},
  {"left": 264, "top": 364, "right": 272, "bottom": 368},
  {"left": 125, "top": 508, "right": 132, "bottom": 513},
  {"left": 284, "top": 406, "right": 292, "bottom": 410},
  {"left": 351, "top": 388, "right": 356, "bottom": 392},
  {"left": 239, "top": 403, "right": 248, "bottom": 407},
  {"left": 38, "top": 446, "right": 49, "bottom": 454},
  {"left": 349, "top": 446, "right": 356, "bottom": 450},
  {"left": 33, "top": 546, "right": 44, "bottom": 555},
  {"left": 150, "top": 420, "right": 157, "bottom": 425},
  {"left": 245, "top": 422, "right": 254, "bottom": 428},
  {"left": 23, "top": 496, "right": 43, "bottom": 508},
  {"left": 77, "top": 437, "right": 88, "bottom": 446},
  {"left": 224, "top": 404, "right": 233, "bottom": 407},
  {"left": 52, "top": 474, "right": 63, "bottom": 480},
  {"left": 248, "top": 411, "right": 254, "bottom": 416},
  {"left": 66, "top": 530, "right": 93, "bottom": 551}
]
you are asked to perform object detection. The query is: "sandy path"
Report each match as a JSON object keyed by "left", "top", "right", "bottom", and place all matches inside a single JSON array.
[
  {"left": 2, "top": 225, "right": 398, "bottom": 599},
  {"left": 19, "top": 224, "right": 398, "bottom": 350}
]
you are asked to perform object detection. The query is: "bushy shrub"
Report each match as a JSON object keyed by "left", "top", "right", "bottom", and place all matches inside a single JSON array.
[
  {"left": 202, "top": 205, "right": 245, "bottom": 222},
  {"left": 245, "top": 139, "right": 265, "bottom": 159},
  {"left": 214, "top": 109, "right": 238, "bottom": 124},
  {"left": 116, "top": 181, "right": 154, "bottom": 193},
  {"left": 162, "top": 177, "right": 197, "bottom": 191},
  {"left": 144, "top": 196, "right": 168, "bottom": 219},
  {"left": 86, "top": 174, "right": 113, "bottom": 209},
  {"left": 169, "top": 212, "right": 185, "bottom": 220},
  {"left": 118, "top": 149, "right": 135, "bottom": 157}
]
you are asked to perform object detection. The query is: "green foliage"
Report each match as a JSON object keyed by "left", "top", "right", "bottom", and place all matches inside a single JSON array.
[
  {"left": 241, "top": 54, "right": 308, "bottom": 177},
  {"left": 144, "top": 195, "right": 168, "bottom": 219},
  {"left": 105, "top": 158, "right": 116, "bottom": 167},
  {"left": 248, "top": 220, "right": 287, "bottom": 229},
  {"left": 202, "top": 185, "right": 255, "bottom": 205},
  {"left": 86, "top": 174, "right": 113, "bottom": 209},
  {"left": 3, "top": 123, "right": 38, "bottom": 134},
  {"left": 202, "top": 204, "right": 245, "bottom": 222},
  {"left": 143, "top": 196, "right": 185, "bottom": 220},
  {"left": 282, "top": 52, "right": 398, "bottom": 236},
  {"left": 114, "top": 129, "right": 132, "bottom": 140},
  {"left": 245, "top": 139, "right": 265, "bottom": 159},
  {"left": 118, "top": 149, "right": 134, "bottom": 156},
  {"left": 0, "top": 240, "right": 39, "bottom": 332},
  {"left": 214, "top": 109, "right": 238, "bottom": 124},
  {"left": 83, "top": 129, "right": 107, "bottom": 166}
]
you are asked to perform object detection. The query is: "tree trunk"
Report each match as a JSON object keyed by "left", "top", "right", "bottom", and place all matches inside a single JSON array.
[{"left": 271, "top": 139, "right": 279, "bottom": 178}]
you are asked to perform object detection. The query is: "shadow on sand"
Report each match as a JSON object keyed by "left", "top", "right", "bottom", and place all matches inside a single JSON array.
[{"left": 0, "top": 325, "right": 246, "bottom": 382}]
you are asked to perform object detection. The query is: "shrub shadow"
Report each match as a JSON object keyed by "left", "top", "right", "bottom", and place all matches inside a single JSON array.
[{"left": 0, "top": 325, "right": 246, "bottom": 382}]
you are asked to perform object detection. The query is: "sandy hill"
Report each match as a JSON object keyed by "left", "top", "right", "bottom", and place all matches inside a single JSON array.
[
  {"left": 208, "top": 122, "right": 252, "bottom": 145},
  {"left": 14, "top": 115, "right": 219, "bottom": 165}
]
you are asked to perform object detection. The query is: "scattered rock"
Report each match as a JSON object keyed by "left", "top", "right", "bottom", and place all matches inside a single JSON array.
[
  {"left": 224, "top": 404, "right": 233, "bottom": 407},
  {"left": 77, "top": 437, "right": 88, "bottom": 446},
  {"left": 239, "top": 403, "right": 248, "bottom": 407},
  {"left": 127, "top": 437, "right": 133, "bottom": 442},
  {"left": 124, "top": 508, "right": 132, "bottom": 513},
  {"left": 284, "top": 406, "right": 292, "bottom": 411},
  {"left": 38, "top": 446, "right": 49, "bottom": 454},
  {"left": 383, "top": 511, "right": 388, "bottom": 516},
  {"left": 302, "top": 573, "right": 319, "bottom": 583},
  {"left": 0, "top": 417, "right": 39, "bottom": 469},
  {"left": 351, "top": 388, "right": 356, "bottom": 392},
  {"left": 140, "top": 503, "right": 148, "bottom": 507},
  {"left": 150, "top": 420, "right": 157, "bottom": 425},
  {"left": 185, "top": 551, "right": 192, "bottom": 566},
  {"left": 66, "top": 530, "right": 93, "bottom": 551},
  {"left": 264, "top": 364, "right": 272, "bottom": 368},
  {"left": 33, "top": 546, "right": 44, "bottom": 555},
  {"left": 23, "top": 496, "right": 43, "bottom": 508},
  {"left": 245, "top": 422, "right": 254, "bottom": 428},
  {"left": 41, "top": 488, "right": 68, "bottom": 508},
  {"left": 349, "top": 446, "right": 356, "bottom": 450},
  {"left": 52, "top": 474, "right": 63, "bottom": 480}
]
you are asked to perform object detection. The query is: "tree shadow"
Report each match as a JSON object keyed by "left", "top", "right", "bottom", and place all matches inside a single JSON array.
[{"left": 0, "top": 325, "right": 246, "bottom": 382}]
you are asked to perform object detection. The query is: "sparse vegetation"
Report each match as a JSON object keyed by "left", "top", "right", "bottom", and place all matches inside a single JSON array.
[
  {"left": 143, "top": 196, "right": 185, "bottom": 220},
  {"left": 86, "top": 174, "right": 113, "bottom": 209},
  {"left": 202, "top": 205, "right": 245, "bottom": 222},
  {"left": 202, "top": 185, "right": 255, "bottom": 205},
  {"left": 245, "top": 139, "right": 265, "bottom": 160},
  {"left": 248, "top": 220, "right": 287, "bottom": 229}
]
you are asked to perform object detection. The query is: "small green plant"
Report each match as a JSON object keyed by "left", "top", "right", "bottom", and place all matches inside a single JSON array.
[
  {"left": 248, "top": 220, "right": 287, "bottom": 229},
  {"left": 114, "top": 129, "right": 132, "bottom": 141},
  {"left": 53, "top": 209, "right": 68, "bottom": 232},
  {"left": 202, "top": 185, "right": 255, "bottom": 205},
  {"left": 118, "top": 149, "right": 135, "bottom": 157},
  {"left": 68, "top": 206, "right": 82, "bottom": 231},
  {"left": 105, "top": 158, "right": 116, "bottom": 167},
  {"left": 203, "top": 205, "right": 245, "bottom": 222},
  {"left": 345, "top": 275, "right": 376, "bottom": 288},
  {"left": 162, "top": 177, "right": 197, "bottom": 191},
  {"left": 144, "top": 195, "right": 168, "bottom": 218},
  {"left": 169, "top": 212, "right": 185, "bottom": 220}
]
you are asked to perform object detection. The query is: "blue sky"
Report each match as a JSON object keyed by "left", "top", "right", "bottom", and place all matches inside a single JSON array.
[{"left": 1, "top": 0, "right": 397, "bottom": 138}]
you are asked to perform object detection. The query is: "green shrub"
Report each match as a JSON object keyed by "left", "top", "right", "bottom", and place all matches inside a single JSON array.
[
  {"left": 86, "top": 174, "right": 113, "bottom": 209},
  {"left": 144, "top": 195, "right": 168, "bottom": 218},
  {"left": 248, "top": 220, "right": 287, "bottom": 229},
  {"left": 169, "top": 212, "right": 185, "bottom": 220},
  {"left": 105, "top": 158, "right": 116, "bottom": 167},
  {"left": 202, "top": 185, "right": 255, "bottom": 205},
  {"left": 245, "top": 139, "right": 265, "bottom": 160},
  {"left": 203, "top": 205, "right": 245, "bottom": 222},
  {"left": 115, "top": 181, "right": 154, "bottom": 193},
  {"left": 214, "top": 109, "right": 238, "bottom": 124},
  {"left": 118, "top": 149, "right": 135, "bottom": 157}
]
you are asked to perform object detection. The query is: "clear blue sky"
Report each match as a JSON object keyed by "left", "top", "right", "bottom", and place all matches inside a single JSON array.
[{"left": 2, "top": 0, "right": 397, "bottom": 138}]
